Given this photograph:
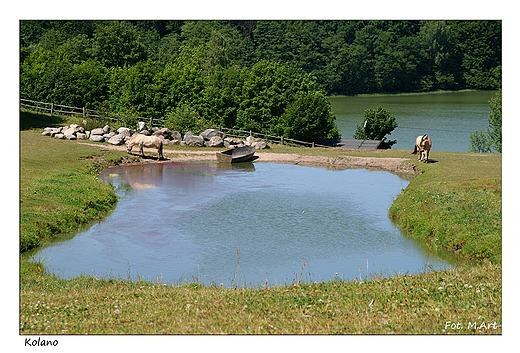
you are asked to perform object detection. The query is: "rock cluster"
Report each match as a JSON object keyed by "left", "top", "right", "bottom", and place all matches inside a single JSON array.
[{"left": 42, "top": 123, "right": 270, "bottom": 150}]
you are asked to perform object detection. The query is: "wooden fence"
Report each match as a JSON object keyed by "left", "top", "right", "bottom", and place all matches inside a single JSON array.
[
  {"left": 19, "top": 98, "right": 167, "bottom": 128},
  {"left": 20, "top": 98, "right": 331, "bottom": 149},
  {"left": 212, "top": 126, "right": 331, "bottom": 148}
]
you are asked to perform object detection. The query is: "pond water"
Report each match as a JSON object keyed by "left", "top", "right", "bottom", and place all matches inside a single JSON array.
[
  {"left": 31, "top": 162, "right": 453, "bottom": 287},
  {"left": 330, "top": 90, "right": 497, "bottom": 152}
]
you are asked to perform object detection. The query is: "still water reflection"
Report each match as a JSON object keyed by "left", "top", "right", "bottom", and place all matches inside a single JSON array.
[{"left": 32, "top": 162, "right": 452, "bottom": 287}]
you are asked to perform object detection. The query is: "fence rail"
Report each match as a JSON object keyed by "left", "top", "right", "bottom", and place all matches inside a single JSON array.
[
  {"left": 212, "top": 126, "right": 331, "bottom": 148},
  {"left": 20, "top": 98, "right": 169, "bottom": 128},
  {"left": 20, "top": 98, "right": 331, "bottom": 148}
]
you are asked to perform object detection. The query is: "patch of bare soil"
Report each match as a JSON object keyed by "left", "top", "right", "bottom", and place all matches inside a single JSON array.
[{"left": 78, "top": 142, "right": 416, "bottom": 175}]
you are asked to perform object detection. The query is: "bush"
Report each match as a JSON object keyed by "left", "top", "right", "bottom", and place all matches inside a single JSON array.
[
  {"left": 353, "top": 106, "right": 397, "bottom": 146},
  {"left": 165, "top": 104, "right": 208, "bottom": 135},
  {"left": 281, "top": 91, "right": 341, "bottom": 141}
]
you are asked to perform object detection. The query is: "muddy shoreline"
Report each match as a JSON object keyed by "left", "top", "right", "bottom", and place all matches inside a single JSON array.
[{"left": 79, "top": 142, "right": 417, "bottom": 176}]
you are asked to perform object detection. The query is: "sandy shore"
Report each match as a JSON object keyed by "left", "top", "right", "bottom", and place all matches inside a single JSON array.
[{"left": 78, "top": 142, "right": 416, "bottom": 175}]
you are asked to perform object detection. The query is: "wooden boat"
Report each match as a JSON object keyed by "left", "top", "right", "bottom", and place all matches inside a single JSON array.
[{"left": 216, "top": 146, "right": 256, "bottom": 163}]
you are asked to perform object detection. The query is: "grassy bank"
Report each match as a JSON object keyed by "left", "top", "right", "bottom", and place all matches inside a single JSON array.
[
  {"left": 389, "top": 153, "right": 501, "bottom": 263},
  {"left": 19, "top": 110, "right": 501, "bottom": 335}
]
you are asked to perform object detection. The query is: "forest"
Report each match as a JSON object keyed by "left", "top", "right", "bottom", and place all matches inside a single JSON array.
[{"left": 20, "top": 20, "right": 501, "bottom": 141}]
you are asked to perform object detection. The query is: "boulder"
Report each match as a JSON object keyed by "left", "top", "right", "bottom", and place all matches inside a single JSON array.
[
  {"left": 117, "top": 127, "right": 132, "bottom": 137},
  {"left": 66, "top": 134, "right": 76, "bottom": 140},
  {"left": 171, "top": 131, "right": 182, "bottom": 141},
  {"left": 63, "top": 127, "right": 78, "bottom": 136},
  {"left": 138, "top": 121, "right": 147, "bottom": 132},
  {"left": 206, "top": 136, "right": 224, "bottom": 147},
  {"left": 42, "top": 130, "right": 52, "bottom": 136},
  {"left": 91, "top": 128, "right": 105, "bottom": 135},
  {"left": 76, "top": 132, "right": 87, "bottom": 140},
  {"left": 183, "top": 131, "right": 195, "bottom": 141},
  {"left": 153, "top": 127, "right": 173, "bottom": 140},
  {"left": 139, "top": 130, "right": 151, "bottom": 136},
  {"left": 223, "top": 137, "right": 235, "bottom": 147},
  {"left": 54, "top": 134, "right": 65, "bottom": 139},
  {"left": 90, "top": 135, "right": 105, "bottom": 142},
  {"left": 108, "top": 134, "right": 126, "bottom": 145},
  {"left": 102, "top": 125, "right": 111, "bottom": 133},
  {"left": 185, "top": 135, "right": 205, "bottom": 147},
  {"left": 200, "top": 128, "right": 225, "bottom": 141},
  {"left": 254, "top": 140, "right": 269, "bottom": 150}
]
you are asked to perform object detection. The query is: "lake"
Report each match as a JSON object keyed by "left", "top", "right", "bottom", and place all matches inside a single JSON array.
[
  {"left": 31, "top": 162, "right": 452, "bottom": 288},
  {"left": 330, "top": 90, "right": 497, "bottom": 152}
]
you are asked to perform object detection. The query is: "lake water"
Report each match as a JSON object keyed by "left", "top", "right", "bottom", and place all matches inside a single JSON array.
[
  {"left": 330, "top": 90, "right": 497, "bottom": 152},
  {"left": 31, "top": 162, "right": 452, "bottom": 288}
]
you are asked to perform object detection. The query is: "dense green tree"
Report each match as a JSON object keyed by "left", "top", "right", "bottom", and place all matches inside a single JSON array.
[
  {"left": 450, "top": 20, "right": 501, "bottom": 89},
  {"left": 90, "top": 21, "right": 147, "bottom": 67},
  {"left": 281, "top": 91, "right": 340, "bottom": 141},
  {"left": 354, "top": 106, "right": 398, "bottom": 146},
  {"left": 236, "top": 60, "right": 317, "bottom": 134}
]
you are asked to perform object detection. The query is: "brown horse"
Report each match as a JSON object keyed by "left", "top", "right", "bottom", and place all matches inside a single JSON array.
[
  {"left": 412, "top": 134, "right": 432, "bottom": 163},
  {"left": 126, "top": 135, "right": 164, "bottom": 160}
]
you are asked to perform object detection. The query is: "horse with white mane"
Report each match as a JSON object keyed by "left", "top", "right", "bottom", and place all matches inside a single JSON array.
[
  {"left": 412, "top": 134, "right": 432, "bottom": 163},
  {"left": 126, "top": 135, "right": 164, "bottom": 160}
]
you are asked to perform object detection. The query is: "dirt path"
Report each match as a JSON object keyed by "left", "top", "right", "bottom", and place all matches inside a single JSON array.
[{"left": 78, "top": 142, "right": 416, "bottom": 175}]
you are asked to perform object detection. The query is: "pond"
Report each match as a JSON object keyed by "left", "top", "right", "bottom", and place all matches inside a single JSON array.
[
  {"left": 31, "top": 162, "right": 453, "bottom": 288},
  {"left": 330, "top": 90, "right": 497, "bottom": 152}
]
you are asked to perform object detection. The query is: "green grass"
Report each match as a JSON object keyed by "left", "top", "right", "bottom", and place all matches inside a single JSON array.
[
  {"left": 20, "top": 261, "right": 501, "bottom": 334},
  {"left": 389, "top": 153, "right": 501, "bottom": 263},
  {"left": 19, "top": 110, "right": 502, "bottom": 335}
]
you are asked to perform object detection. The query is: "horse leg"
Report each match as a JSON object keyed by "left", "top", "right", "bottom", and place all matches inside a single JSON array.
[
  {"left": 425, "top": 150, "right": 429, "bottom": 163},
  {"left": 139, "top": 143, "right": 145, "bottom": 158},
  {"left": 158, "top": 144, "right": 163, "bottom": 160}
]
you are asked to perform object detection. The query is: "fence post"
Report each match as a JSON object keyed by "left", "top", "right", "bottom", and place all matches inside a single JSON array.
[
  {"left": 281, "top": 136, "right": 284, "bottom": 145},
  {"left": 312, "top": 142, "right": 315, "bottom": 148},
  {"left": 149, "top": 117, "right": 153, "bottom": 128},
  {"left": 50, "top": 103, "right": 54, "bottom": 117},
  {"left": 82, "top": 107, "right": 86, "bottom": 119}
]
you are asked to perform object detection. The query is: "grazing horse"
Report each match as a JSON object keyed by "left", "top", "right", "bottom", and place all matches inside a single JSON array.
[
  {"left": 126, "top": 135, "right": 164, "bottom": 160},
  {"left": 412, "top": 134, "right": 432, "bottom": 163}
]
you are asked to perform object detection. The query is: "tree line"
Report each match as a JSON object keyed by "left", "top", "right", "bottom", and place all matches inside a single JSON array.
[{"left": 20, "top": 20, "right": 501, "bottom": 141}]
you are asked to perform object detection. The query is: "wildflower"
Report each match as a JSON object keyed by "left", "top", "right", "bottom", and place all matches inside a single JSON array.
[{"left": 114, "top": 309, "right": 121, "bottom": 315}]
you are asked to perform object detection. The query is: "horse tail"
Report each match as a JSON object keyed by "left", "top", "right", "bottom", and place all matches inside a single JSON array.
[{"left": 412, "top": 144, "right": 418, "bottom": 154}]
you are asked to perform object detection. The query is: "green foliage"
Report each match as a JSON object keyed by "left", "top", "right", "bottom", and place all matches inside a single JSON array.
[
  {"left": 20, "top": 20, "right": 501, "bottom": 142},
  {"left": 487, "top": 89, "right": 502, "bottom": 152},
  {"left": 89, "top": 21, "right": 147, "bottom": 68},
  {"left": 469, "top": 90, "right": 501, "bottom": 153},
  {"left": 281, "top": 91, "right": 340, "bottom": 141},
  {"left": 354, "top": 106, "right": 397, "bottom": 146},
  {"left": 20, "top": 20, "right": 501, "bottom": 97},
  {"left": 469, "top": 130, "right": 491, "bottom": 153},
  {"left": 165, "top": 104, "right": 208, "bottom": 135}
]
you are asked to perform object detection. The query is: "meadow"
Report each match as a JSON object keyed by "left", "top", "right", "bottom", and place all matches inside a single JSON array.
[{"left": 19, "top": 110, "right": 501, "bottom": 335}]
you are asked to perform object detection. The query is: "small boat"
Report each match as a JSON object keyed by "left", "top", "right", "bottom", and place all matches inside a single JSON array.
[{"left": 216, "top": 146, "right": 256, "bottom": 163}]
